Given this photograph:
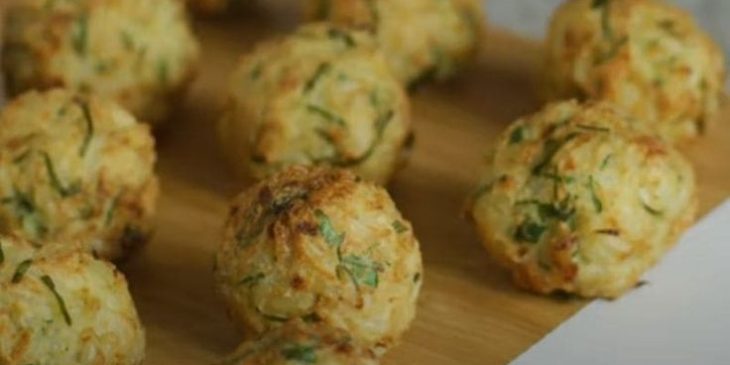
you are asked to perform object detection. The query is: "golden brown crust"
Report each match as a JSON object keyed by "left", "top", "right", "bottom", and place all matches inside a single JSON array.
[
  {"left": 0, "top": 89, "right": 158, "bottom": 261},
  {"left": 469, "top": 100, "right": 697, "bottom": 298},
  {"left": 305, "top": 0, "right": 485, "bottom": 87},
  {"left": 2, "top": 0, "right": 200, "bottom": 126},
  {"left": 218, "top": 24, "right": 412, "bottom": 185},
  {"left": 0, "top": 235, "right": 145, "bottom": 364},
  {"left": 543, "top": 0, "right": 726, "bottom": 144},
  {"left": 215, "top": 166, "right": 422, "bottom": 353}
]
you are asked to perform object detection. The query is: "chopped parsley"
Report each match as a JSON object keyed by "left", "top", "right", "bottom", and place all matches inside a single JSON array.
[
  {"left": 237, "top": 272, "right": 264, "bottom": 287},
  {"left": 306, "top": 104, "right": 346, "bottom": 126},
  {"left": 392, "top": 220, "right": 408, "bottom": 234},
  {"left": 315, "top": 210, "right": 344, "bottom": 247},
  {"left": 1, "top": 188, "right": 47, "bottom": 238},
  {"left": 532, "top": 132, "right": 580, "bottom": 175},
  {"left": 281, "top": 344, "right": 317, "bottom": 363},
  {"left": 75, "top": 98, "right": 94, "bottom": 157},
  {"left": 72, "top": 13, "right": 89, "bottom": 56},
  {"left": 105, "top": 193, "right": 121, "bottom": 227},
  {"left": 641, "top": 201, "right": 664, "bottom": 217},
  {"left": 157, "top": 59, "right": 169, "bottom": 85},
  {"left": 514, "top": 220, "right": 546, "bottom": 243},
  {"left": 509, "top": 126, "right": 525, "bottom": 144},
  {"left": 42, "top": 152, "right": 81, "bottom": 198},
  {"left": 600, "top": 154, "right": 613, "bottom": 170},
  {"left": 120, "top": 30, "right": 135, "bottom": 51},
  {"left": 340, "top": 254, "right": 381, "bottom": 288},
  {"left": 12, "top": 259, "right": 32, "bottom": 283},
  {"left": 589, "top": 176, "right": 603, "bottom": 213},
  {"left": 327, "top": 28, "right": 355, "bottom": 48},
  {"left": 40, "top": 275, "right": 72, "bottom": 326},
  {"left": 576, "top": 124, "right": 610, "bottom": 133},
  {"left": 304, "top": 62, "right": 331, "bottom": 93},
  {"left": 335, "top": 109, "right": 393, "bottom": 167}
]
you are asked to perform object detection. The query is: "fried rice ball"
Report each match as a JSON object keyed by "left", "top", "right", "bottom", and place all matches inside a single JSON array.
[
  {"left": 218, "top": 23, "right": 412, "bottom": 185},
  {"left": 0, "top": 234, "right": 145, "bottom": 364},
  {"left": 543, "top": 0, "right": 727, "bottom": 144},
  {"left": 216, "top": 320, "right": 378, "bottom": 365},
  {"left": 305, "top": 0, "right": 484, "bottom": 87},
  {"left": 2, "top": 0, "right": 200, "bottom": 126},
  {"left": 215, "top": 166, "right": 422, "bottom": 353},
  {"left": 468, "top": 101, "right": 697, "bottom": 298},
  {"left": 0, "top": 89, "right": 158, "bottom": 261}
]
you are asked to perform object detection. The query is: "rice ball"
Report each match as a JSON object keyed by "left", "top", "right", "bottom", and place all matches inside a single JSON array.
[
  {"left": 216, "top": 320, "right": 378, "bottom": 365},
  {"left": 543, "top": 0, "right": 727, "bottom": 143},
  {"left": 218, "top": 23, "right": 412, "bottom": 185},
  {"left": 0, "top": 234, "right": 145, "bottom": 364},
  {"left": 467, "top": 101, "right": 697, "bottom": 298},
  {"left": 214, "top": 166, "right": 422, "bottom": 353},
  {"left": 2, "top": 0, "right": 200, "bottom": 126},
  {"left": 305, "top": 0, "right": 484, "bottom": 88},
  {"left": 0, "top": 89, "right": 158, "bottom": 261}
]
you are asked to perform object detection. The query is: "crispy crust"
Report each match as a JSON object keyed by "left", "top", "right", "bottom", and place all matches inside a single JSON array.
[
  {"left": 468, "top": 100, "right": 697, "bottom": 298},
  {"left": 0, "top": 89, "right": 158, "bottom": 261},
  {"left": 2, "top": 0, "right": 200, "bottom": 126},
  {"left": 0, "top": 234, "right": 145, "bottom": 364},
  {"left": 543, "top": 0, "right": 726, "bottom": 144},
  {"left": 305, "top": 0, "right": 485, "bottom": 86},
  {"left": 215, "top": 166, "right": 422, "bottom": 353},
  {"left": 218, "top": 23, "right": 412, "bottom": 185}
]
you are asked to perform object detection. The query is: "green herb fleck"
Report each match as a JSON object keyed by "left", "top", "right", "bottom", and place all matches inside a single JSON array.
[
  {"left": 576, "top": 124, "right": 610, "bottom": 133},
  {"left": 12, "top": 259, "right": 32, "bottom": 283},
  {"left": 307, "top": 104, "right": 346, "bottom": 126},
  {"left": 2, "top": 188, "right": 47, "bottom": 238},
  {"left": 510, "top": 126, "right": 525, "bottom": 144},
  {"left": 532, "top": 133, "right": 580, "bottom": 175},
  {"left": 13, "top": 150, "right": 32, "bottom": 164},
  {"left": 120, "top": 30, "right": 134, "bottom": 51},
  {"left": 301, "top": 312, "right": 321, "bottom": 323},
  {"left": 514, "top": 220, "right": 546, "bottom": 243},
  {"left": 72, "top": 13, "right": 89, "bottom": 56},
  {"left": 413, "top": 272, "right": 421, "bottom": 283},
  {"left": 157, "top": 59, "right": 169, "bottom": 85},
  {"left": 40, "top": 275, "right": 72, "bottom": 326},
  {"left": 237, "top": 272, "right": 264, "bottom": 287},
  {"left": 589, "top": 176, "right": 603, "bottom": 213},
  {"left": 75, "top": 98, "right": 94, "bottom": 157},
  {"left": 327, "top": 28, "right": 355, "bottom": 48},
  {"left": 641, "top": 201, "right": 664, "bottom": 217},
  {"left": 249, "top": 63, "right": 263, "bottom": 80},
  {"left": 392, "top": 220, "right": 408, "bottom": 234},
  {"left": 42, "top": 152, "right": 81, "bottom": 198},
  {"left": 304, "top": 62, "right": 331, "bottom": 93},
  {"left": 315, "top": 210, "right": 344, "bottom": 247},
  {"left": 335, "top": 110, "right": 393, "bottom": 167},
  {"left": 340, "top": 254, "right": 381, "bottom": 288},
  {"left": 600, "top": 154, "right": 613, "bottom": 170},
  {"left": 281, "top": 344, "right": 317, "bottom": 363},
  {"left": 105, "top": 194, "right": 121, "bottom": 227}
]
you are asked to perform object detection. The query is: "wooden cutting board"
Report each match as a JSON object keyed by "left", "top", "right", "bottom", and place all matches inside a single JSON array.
[{"left": 9, "top": 4, "right": 724, "bottom": 365}]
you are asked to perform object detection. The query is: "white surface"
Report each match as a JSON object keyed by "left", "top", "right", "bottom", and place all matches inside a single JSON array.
[{"left": 511, "top": 200, "right": 730, "bottom": 365}]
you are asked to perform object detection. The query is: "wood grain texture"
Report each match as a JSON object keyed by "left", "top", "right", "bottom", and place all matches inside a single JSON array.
[{"left": 10, "top": 4, "right": 723, "bottom": 365}]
